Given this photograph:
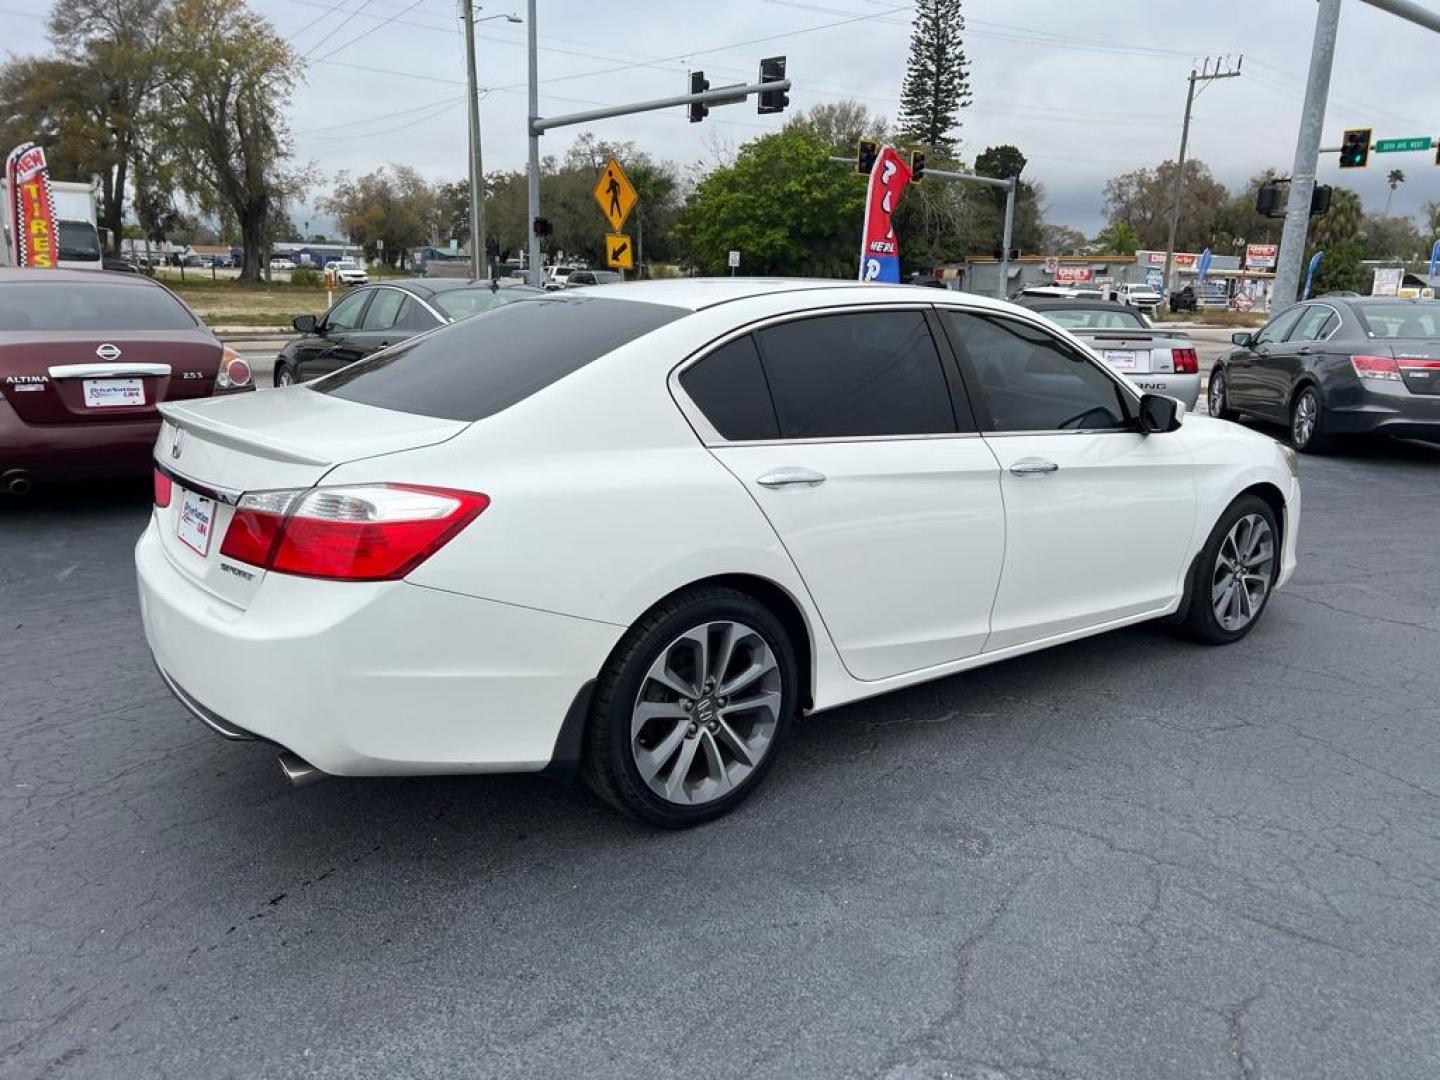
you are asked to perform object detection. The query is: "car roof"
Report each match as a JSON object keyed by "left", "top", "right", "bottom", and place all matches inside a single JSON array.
[
  {"left": 0, "top": 267, "right": 166, "bottom": 287},
  {"left": 565, "top": 277, "right": 1022, "bottom": 314},
  {"left": 357, "top": 278, "right": 541, "bottom": 298},
  {"left": 1016, "top": 298, "right": 1139, "bottom": 313}
]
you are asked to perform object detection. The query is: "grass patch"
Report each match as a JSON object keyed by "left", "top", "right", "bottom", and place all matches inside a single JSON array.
[{"left": 1152, "top": 308, "right": 1266, "bottom": 328}]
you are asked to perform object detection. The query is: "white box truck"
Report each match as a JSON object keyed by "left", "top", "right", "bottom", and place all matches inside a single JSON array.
[{"left": 0, "top": 178, "right": 104, "bottom": 269}]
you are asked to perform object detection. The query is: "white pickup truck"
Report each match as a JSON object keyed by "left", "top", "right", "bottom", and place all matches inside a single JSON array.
[{"left": 1112, "top": 282, "right": 1164, "bottom": 313}]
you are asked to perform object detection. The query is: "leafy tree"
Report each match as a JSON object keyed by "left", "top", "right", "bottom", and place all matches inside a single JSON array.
[
  {"left": 787, "top": 101, "right": 889, "bottom": 155},
  {"left": 1092, "top": 222, "right": 1141, "bottom": 255},
  {"left": 1360, "top": 214, "right": 1423, "bottom": 261},
  {"left": 1040, "top": 223, "right": 1088, "bottom": 255},
  {"left": 1385, "top": 168, "right": 1405, "bottom": 215},
  {"left": 896, "top": 0, "right": 971, "bottom": 157},
  {"left": 323, "top": 166, "right": 439, "bottom": 264},
  {"left": 1308, "top": 186, "right": 1362, "bottom": 250},
  {"left": 1306, "top": 237, "right": 1368, "bottom": 296},
  {"left": 1102, "top": 159, "right": 1227, "bottom": 251},
  {"left": 1205, "top": 170, "right": 1284, "bottom": 254},
  {"left": 967, "top": 144, "right": 1044, "bottom": 256},
  {"left": 677, "top": 127, "right": 864, "bottom": 276},
  {"left": 151, "top": 0, "right": 305, "bottom": 281},
  {"left": 1423, "top": 201, "right": 1440, "bottom": 238}
]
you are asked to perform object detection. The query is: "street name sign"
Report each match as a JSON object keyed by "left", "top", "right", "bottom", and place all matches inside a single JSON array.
[{"left": 1375, "top": 137, "right": 1433, "bottom": 153}]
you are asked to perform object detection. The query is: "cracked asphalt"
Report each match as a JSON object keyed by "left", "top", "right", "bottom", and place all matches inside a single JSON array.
[{"left": 3, "top": 434, "right": 1439, "bottom": 1080}]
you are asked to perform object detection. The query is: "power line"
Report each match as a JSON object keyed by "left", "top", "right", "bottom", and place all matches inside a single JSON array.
[{"left": 309, "top": 0, "right": 426, "bottom": 62}]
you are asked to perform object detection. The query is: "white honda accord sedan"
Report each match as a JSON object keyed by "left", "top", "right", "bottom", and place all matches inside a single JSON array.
[{"left": 138, "top": 279, "right": 1300, "bottom": 827}]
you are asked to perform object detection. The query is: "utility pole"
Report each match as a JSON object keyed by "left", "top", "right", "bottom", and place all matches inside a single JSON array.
[
  {"left": 1161, "top": 56, "right": 1242, "bottom": 299},
  {"left": 460, "top": 0, "right": 484, "bottom": 280},
  {"left": 526, "top": 0, "right": 542, "bottom": 286}
]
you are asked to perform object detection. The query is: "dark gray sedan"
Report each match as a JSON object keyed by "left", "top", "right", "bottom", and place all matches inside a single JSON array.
[
  {"left": 1210, "top": 297, "right": 1440, "bottom": 452},
  {"left": 274, "top": 279, "right": 541, "bottom": 386}
]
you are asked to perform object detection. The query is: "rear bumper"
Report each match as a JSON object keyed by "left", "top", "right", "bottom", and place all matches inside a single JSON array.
[
  {"left": 1125, "top": 372, "right": 1201, "bottom": 409},
  {"left": 1324, "top": 386, "right": 1440, "bottom": 440},
  {"left": 0, "top": 395, "right": 159, "bottom": 479},
  {"left": 136, "top": 518, "right": 624, "bottom": 776}
]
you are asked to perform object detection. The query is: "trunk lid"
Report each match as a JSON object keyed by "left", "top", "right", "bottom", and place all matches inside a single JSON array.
[
  {"left": 153, "top": 387, "right": 468, "bottom": 609},
  {"left": 1390, "top": 342, "right": 1440, "bottom": 396},
  {"left": 1073, "top": 331, "right": 1187, "bottom": 375},
  {"left": 0, "top": 331, "right": 222, "bottom": 424}
]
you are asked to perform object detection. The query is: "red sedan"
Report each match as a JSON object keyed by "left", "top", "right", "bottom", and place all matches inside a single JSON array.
[{"left": 0, "top": 268, "right": 252, "bottom": 493}]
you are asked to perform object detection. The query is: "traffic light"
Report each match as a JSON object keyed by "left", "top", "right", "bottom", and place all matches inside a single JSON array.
[
  {"left": 1255, "top": 181, "right": 1281, "bottom": 217},
  {"left": 856, "top": 139, "right": 877, "bottom": 175},
  {"left": 910, "top": 149, "right": 926, "bottom": 183},
  {"left": 688, "top": 70, "right": 709, "bottom": 124},
  {"left": 1435, "top": 141, "right": 1439, "bottom": 167},
  {"left": 1339, "top": 128, "right": 1372, "bottom": 169},
  {"left": 532, "top": 217, "right": 552, "bottom": 237},
  {"left": 757, "top": 55, "right": 788, "bottom": 114},
  {"left": 1310, "top": 184, "right": 1333, "bottom": 216}
]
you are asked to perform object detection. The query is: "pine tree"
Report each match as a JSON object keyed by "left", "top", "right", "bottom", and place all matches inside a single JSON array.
[{"left": 896, "top": 0, "right": 972, "bottom": 158}]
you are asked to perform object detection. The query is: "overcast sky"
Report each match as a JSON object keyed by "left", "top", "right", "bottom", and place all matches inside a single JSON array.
[{"left": 5, "top": 0, "right": 1439, "bottom": 236}]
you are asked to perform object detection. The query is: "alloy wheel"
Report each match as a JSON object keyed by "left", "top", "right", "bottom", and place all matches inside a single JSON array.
[
  {"left": 1209, "top": 372, "right": 1225, "bottom": 416},
  {"left": 277, "top": 367, "right": 295, "bottom": 386},
  {"left": 1292, "top": 391, "right": 1317, "bottom": 447},
  {"left": 630, "top": 620, "right": 782, "bottom": 806},
  {"left": 1211, "top": 513, "right": 1276, "bottom": 632}
]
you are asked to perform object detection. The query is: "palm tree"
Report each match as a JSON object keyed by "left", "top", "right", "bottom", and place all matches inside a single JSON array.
[{"left": 1385, "top": 169, "right": 1405, "bottom": 215}]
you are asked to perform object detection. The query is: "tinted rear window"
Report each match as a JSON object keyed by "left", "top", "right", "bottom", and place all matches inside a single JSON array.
[
  {"left": 1355, "top": 303, "right": 1439, "bottom": 339},
  {"left": 316, "top": 295, "right": 685, "bottom": 422},
  {"left": 433, "top": 287, "right": 526, "bottom": 320},
  {"left": 1042, "top": 308, "right": 1147, "bottom": 330},
  {"left": 0, "top": 282, "right": 197, "bottom": 331}
]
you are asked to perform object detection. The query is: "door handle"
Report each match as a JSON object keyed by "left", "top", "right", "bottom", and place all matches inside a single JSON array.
[
  {"left": 1009, "top": 458, "right": 1059, "bottom": 476},
  {"left": 756, "top": 467, "right": 827, "bottom": 488},
  {"left": 1297, "top": 346, "right": 1313, "bottom": 355}
]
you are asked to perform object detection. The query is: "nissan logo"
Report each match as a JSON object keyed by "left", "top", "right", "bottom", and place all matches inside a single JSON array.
[{"left": 96, "top": 343, "right": 122, "bottom": 361}]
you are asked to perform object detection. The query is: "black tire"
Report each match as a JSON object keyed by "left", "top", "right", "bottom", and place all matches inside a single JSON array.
[
  {"left": 1207, "top": 366, "right": 1238, "bottom": 421},
  {"left": 1289, "top": 384, "right": 1334, "bottom": 454},
  {"left": 1177, "top": 494, "right": 1281, "bottom": 645},
  {"left": 274, "top": 362, "right": 297, "bottom": 388},
  {"left": 582, "top": 585, "right": 797, "bottom": 828}
]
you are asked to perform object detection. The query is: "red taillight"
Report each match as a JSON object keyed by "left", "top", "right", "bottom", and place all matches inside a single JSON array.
[
  {"left": 216, "top": 346, "right": 252, "bottom": 389},
  {"left": 1171, "top": 348, "right": 1199, "bottom": 374},
  {"left": 153, "top": 467, "right": 172, "bottom": 508},
  {"left": 218, "top": 485, "right": 488, "bottom": 581},
  {"left": 1351, "top": 354, "right": 1402, "bottom": 381}
]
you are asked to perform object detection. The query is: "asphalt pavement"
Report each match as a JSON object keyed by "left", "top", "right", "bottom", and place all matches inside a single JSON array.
[{"left": 3, "top": 434, "right": 1439, "bottom": 1079}]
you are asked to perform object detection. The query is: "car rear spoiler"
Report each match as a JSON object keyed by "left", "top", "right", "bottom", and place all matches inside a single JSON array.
[{"left": 157, "top": 400, "right": 333, "bottom": 466}]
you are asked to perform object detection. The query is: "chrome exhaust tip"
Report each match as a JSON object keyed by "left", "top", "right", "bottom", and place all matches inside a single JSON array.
[{"left": 277, "top": 751, "right": 327, "bottom": 787}]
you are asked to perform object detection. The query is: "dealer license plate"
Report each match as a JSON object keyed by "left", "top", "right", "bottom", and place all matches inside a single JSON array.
[
  {"left": 1102, "top": 350, "right": 1138, "bottom": 370},
  {"left": 82, "top": 378, "right": 145, "bottom": 407},
  {"left": 177, "top": 488, "right": 216, "bottom": 557}
]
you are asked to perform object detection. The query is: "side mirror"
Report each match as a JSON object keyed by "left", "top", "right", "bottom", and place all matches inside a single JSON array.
[
  {"left": 292, "top": 314, "right": 318, "bottom": 334},
  {"left": 1231, "top": 331, "right": 1252, "bottom": 347},
  {"left": 1138, "top": 393, "right": 1183, "bottom": 434}
]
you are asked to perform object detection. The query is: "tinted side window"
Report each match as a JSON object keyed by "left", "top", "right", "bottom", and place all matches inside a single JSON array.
[
  {"left": 361, "top": 289, "right": 405, "bottom": 330},
  {"left": 942, "top": 311, "right": 1130, "bottom": 432},
  {"left": 393, "top": 297, "right": 440, "bottom": 332},
  {"left": 755, "top": 311, "right": 959, "bottom": 438},
  {"left": 1254, "top": 306, "right": 1304, "bottom": 345},
  {"left": 326, "top": 290, "right": 370, "bottom": 332},
  {"left": 680, "top": 335, "right": 779, "bottom": 441},
  {"left": 318, "top": 296, "right": 685, "bottom": 422},
  {"left": 1289, "top": 306, "right": 1336, "bottom": 342}
]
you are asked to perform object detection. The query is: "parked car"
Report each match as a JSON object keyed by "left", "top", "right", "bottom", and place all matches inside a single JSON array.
[
  {"left": 0, "top": 268, "right": 252, "bottom": 492},
  {"left": 328, "top": 260, "right": 368, "bottom": 287},
  {"left": 545, "top": 265, "right": 578, "bottom": 290},
  {"left": 1017, "top": 297, "right": 1201, "bottom": 408},
  {"left": 1112, "top": 282, "right": 1163, "bottom": 313},
  {"left": 269, "top": 257, "right": 297, "bottom": 271},
  {"left": 139, "top": 279, "right": 1299, "bottom": 826},
  {"left": 565, "top": 269, "right": 623, "bottom": 287},
  {"left": 1170, "top": 285, "right": 1199, "bottom": 312},
  {"left": 1211, "top": 296, "right": 1440, "bottom": 452},
  {"left": 273, "top": 279, "right": 541, "bottom": 386},
  {"left": 1013, "top": 285, "right": 1104, "bottom": 301}
]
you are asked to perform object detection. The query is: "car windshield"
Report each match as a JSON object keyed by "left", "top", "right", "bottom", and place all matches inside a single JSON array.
[
  {"left": 316, "top": 295, "right": 685, "bottom": 421},
  {"left": 0, "top": 281, "right": 198, "bottom": 331},
  {"left": 590, "top": 271, "right": 623, "bottom": 284},
  {"left": 57, "top": 222, "right": 101, "bottom": 261},
  {"left": 1043, "top": 308, "right": 1148, "bottom": 330},
  {"left": 1356, "top": 303, "right": 1439, "bottom": 340},
  {"left": 433, "top": 287, "right": 532, "bottom": 320}
]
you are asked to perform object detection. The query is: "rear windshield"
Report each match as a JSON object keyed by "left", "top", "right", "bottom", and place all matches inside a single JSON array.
[
  {"left": 1043, "top": 308, "right": 1147, "bottom": 330},
  {"left": 315, "top": 295, "right": 685, "bottom": 421},
  {"left": 1355, "top": 303, "right": 1438, "bottom": 340},
  {"left": 0, "top": 281, "right": 198, "bottom": 331},
  {"left": 433, "top": 287, "right": 528, "bottom": 321}
]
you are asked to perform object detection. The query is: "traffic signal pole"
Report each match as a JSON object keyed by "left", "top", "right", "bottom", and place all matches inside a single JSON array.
[
  {"left": 523, "top": 0, "right": 791, "bottom": 287},
  {"left": 1272, "top": 0, "right": 1341, "bottom": 313},
  {"left": 828, "top": 156, "right": 1017, "bottom": 298}
]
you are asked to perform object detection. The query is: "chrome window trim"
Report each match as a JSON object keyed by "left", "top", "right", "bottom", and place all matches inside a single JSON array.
[
  {"left": 1287, "top": 301, "right": 1342, "bottom": 343},
  {"left": 361, "top": 284, "right": 445, "bottom": 329}
]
